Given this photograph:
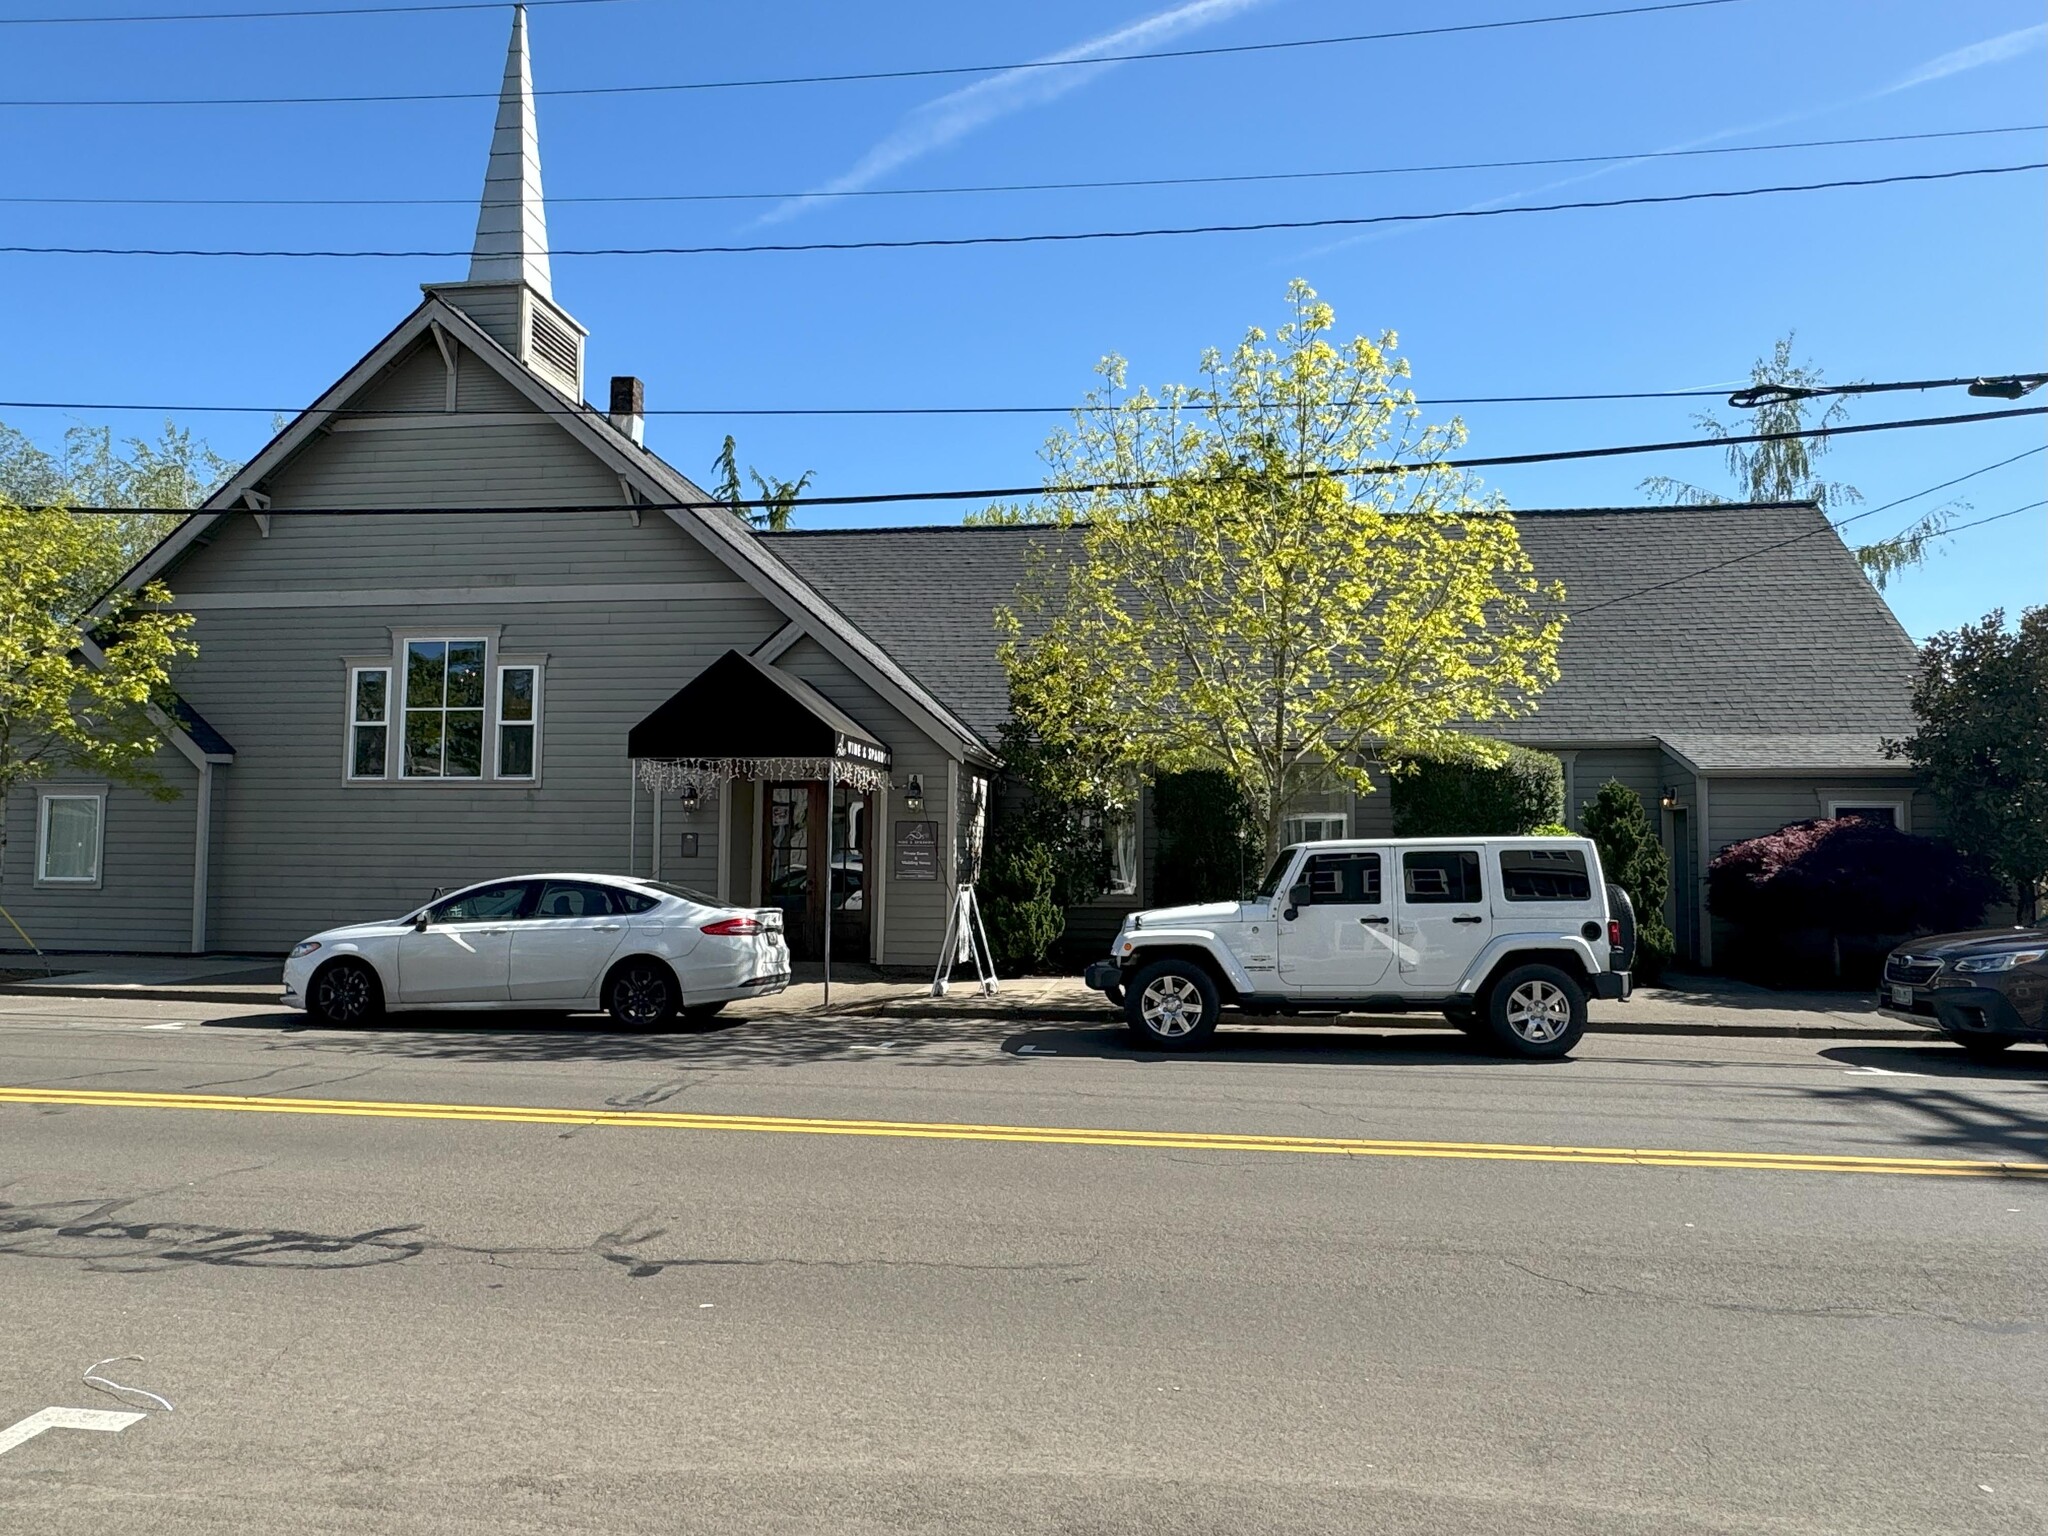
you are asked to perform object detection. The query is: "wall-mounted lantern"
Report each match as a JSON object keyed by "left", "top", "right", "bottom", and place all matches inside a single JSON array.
[
  {"left": 902, "top": 773, "right": 925, "bottom": 813},
  {"left": 1660, "top": 787, "right": 1680, "bottom": 810}
]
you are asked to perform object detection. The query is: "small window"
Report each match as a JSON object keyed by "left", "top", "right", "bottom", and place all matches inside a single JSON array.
[
  {"left": 429, "top": 880, "right": 534, "bottom": 923},
  {"left": 1106, "top": 807, "right": 1138, "bottom": 896},
  {"left": 348, "top": 666, "right": 390, "bottom": 779},
  {"left": 607, "top": 887, "right": 660, "bottom": 915},
  {"left": 1402, "top": 850, "right": 1482, "bottom": 905},
  {"left": 37, "top": 792, "right": 103, "bottom": 884},
  {"left": 1285, "top": 814, "right": 1347, "bottom": 845},
  {"left": 402, "top": 638, "right": 487, "bottom": 779},
  {"left": 1302, "top": 851, "right": 1381, "bottom": 905},
  {"left": 1828, "top": 802, "right": 1900, "bottom": 828},
  {"left": 532, "top": 880, "right": 620, "bottom": 919},
  {"left": 1500, "top": 846, "right": 1592, "bottom": 902},
  {"left": 496, "top": 665, "right": 539, "bottom": 780}
]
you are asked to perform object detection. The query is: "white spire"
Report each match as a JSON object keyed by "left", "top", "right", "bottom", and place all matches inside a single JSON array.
[{"left": 467, "top": 5, "right": 551, "bottom": 294}]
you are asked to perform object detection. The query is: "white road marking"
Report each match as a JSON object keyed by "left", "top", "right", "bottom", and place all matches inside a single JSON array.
[
  {"left": 1016, "top": 1046, "right": 1058, "bottom": 1055},
  {"left": 1844, "top": 1066, "right": 1924, "bottom": 1077},
  {"left": 0, "top": 1407, "right": 146, "bottom": 1458},
  {"left": 143, "top": 1023, "right": 186, "bottom": 1031}
]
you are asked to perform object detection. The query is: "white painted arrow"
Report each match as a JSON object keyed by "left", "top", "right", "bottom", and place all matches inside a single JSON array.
[{"left": 0, "top": 1407, "right": 146, "bottom": 1458}]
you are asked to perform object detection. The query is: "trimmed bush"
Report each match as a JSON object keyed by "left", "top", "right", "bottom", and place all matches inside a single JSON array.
[
  {"left": 1153, "top": 770, "right": 1259, "bottom": 906},
  {"left": 980, "top": 838, "right": 1065, "bottom": 973},
  {"left": 1707, "top": 816, "right": 2002, "bottom": 985},
  {"left": 1389, "top": 740, "right": 1564, "bottom": 837},
  {"left": 1579, "top": 780, "right": 1675, "bottom": 981}
]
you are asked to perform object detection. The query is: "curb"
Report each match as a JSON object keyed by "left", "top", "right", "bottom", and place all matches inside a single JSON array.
[{"left": 0, "top": 985, "right": 282, "bottom": 1006}]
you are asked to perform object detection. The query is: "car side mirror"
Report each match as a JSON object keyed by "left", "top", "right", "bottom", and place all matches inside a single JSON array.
[
  {"left": 413, "top": 911, "right": 432, "bottom": 932},
  {"left": 1284, "top": 879, "right": 1311, "bottom": 920}
]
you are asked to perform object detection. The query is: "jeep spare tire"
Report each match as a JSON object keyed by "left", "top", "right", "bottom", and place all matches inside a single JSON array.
[
  {"left": 1605, "top": 882, "right": 1637, "bottom": 973},
  {"left": 1124, "top": 958, "right": 1221, "bottom": 1051}
]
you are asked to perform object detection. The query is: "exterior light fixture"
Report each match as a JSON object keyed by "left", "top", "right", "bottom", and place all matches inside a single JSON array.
[
  {"left": 902, "top": 773, "right": 925, "bottom": 813},
  {"left": 1660, "top": 787, "right": 1679, "bottom": 810},
  {"left": 678, "top": 783, "right": 700, "bottom": 814}
]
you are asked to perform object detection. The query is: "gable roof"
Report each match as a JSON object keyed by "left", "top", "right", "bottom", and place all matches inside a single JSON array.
[
  {"left": 763, "top": 503, "right": 1923, "bottom": 769},
  {"left": 108, "top": 294, "right": 993, "bottom": 764}
]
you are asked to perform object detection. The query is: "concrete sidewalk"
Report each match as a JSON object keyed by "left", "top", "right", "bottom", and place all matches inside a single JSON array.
[{"left": 0, "top": 953, "right": 281, "bottom": 1002}]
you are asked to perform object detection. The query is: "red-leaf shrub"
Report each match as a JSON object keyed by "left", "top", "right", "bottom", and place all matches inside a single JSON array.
[{"left": 1707, "top": 817, "right": 2002, "bottom": 984}]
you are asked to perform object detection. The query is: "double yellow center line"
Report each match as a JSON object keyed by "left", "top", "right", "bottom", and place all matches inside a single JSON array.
[{"left": 5, "top": 1084, "right": 2044, "bottom": 1180}]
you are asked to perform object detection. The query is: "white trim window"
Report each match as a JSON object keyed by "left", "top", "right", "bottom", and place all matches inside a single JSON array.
[
  {"left": 1284, "top": 813, "right": 1348, "bottom": 846},
  {"left": 496, "top": 664, "right": 540, "bottom": 780},
  {"left": 348, "top": 666, "right": 391, "bottom": 779},
  {"left": 1825, "top": 796, "right": 1909, "bottom": 830},
  {"left": 402, "top": 637, "right": 487, "bottom": 779},
  {"left": 36, "top": 789, "right": 105, "bottom": 886}
]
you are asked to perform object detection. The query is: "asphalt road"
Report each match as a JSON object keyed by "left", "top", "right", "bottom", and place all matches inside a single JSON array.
[{"left": 2, "top": 991, "right": 2044, "bottom": 1535}]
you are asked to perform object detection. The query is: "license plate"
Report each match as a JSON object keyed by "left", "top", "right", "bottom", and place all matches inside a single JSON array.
[{"left": 1890, "top": 984, "right": 1913, "bottom": 1007}]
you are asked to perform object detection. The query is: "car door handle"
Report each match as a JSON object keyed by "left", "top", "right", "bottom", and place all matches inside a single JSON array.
[
  {"left": 1360, "top": 916, "right": 1390, "bottom": 925},
  {"left": 1452, "top": 915, "right": 1484, "bottom": 924},
  {"left": 593, "top": 923, "right": 624, "bottom": 933}
]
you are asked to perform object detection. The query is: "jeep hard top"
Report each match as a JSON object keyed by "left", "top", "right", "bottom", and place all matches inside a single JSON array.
[{"left": 1083, "top": 837, "right": 1635, "bottom": 1058}]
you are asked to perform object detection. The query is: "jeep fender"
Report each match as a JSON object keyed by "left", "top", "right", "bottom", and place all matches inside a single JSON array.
[
  {"left": 1118, "top": 933, "right": 1256, "bottom": 996},
  {"left": 1452, "top": 934, "right": 1606, "bottom": 997}
]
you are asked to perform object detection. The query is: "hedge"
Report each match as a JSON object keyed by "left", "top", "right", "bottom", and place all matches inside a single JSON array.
[{"left": 1389, "top": 740, "right": 1565, "bottom": 837}]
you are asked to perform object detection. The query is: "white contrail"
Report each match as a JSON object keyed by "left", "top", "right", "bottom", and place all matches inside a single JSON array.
[
  {"left": 1878, "top": 22, "right": 2045, "bottom": 93},
  {"left": 759, "top": 0, "right": 1279, "bottom": 225}
]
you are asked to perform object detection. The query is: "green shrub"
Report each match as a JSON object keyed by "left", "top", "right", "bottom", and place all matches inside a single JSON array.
[
  {"left": 980, "top": 838, "right": 1064, "bottom": 973},
  {"left": 1153, "top": 769, "right": 1258, "bottom": 905},
  {"left": 1579, "top": 780, "right": 1675, "bottom": 981},
  {"left": 1389, "top": 739, "right": 1564, "bottom": 837}
]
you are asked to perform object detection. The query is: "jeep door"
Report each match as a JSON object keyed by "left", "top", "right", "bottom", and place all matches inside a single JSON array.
[
  {"left": 1277, "top": 850, "right": 1395, "bottom": 993},
  {"left": 1395, "top": 848, "right": 1490, "bottom": 991}
]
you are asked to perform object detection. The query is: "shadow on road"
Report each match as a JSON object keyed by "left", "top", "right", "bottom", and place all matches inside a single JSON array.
[
  {"left": 1762, "top": 1043, "right": 2048, "bottom": 1164},
  {"left": 1002, "top": 1022, "right": 1549, "bottom": 1067}
]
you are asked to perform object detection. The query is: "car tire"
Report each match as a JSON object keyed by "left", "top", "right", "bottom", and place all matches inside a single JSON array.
[
  {"left": 1485, "top": 963, "right": 1587, "bottom": 1059},
  {"left": 682, "top": 1001, "right": 727, "bottom": 1024},
  {"left": 606, "top": 960, "right": 680, "bottom": 1029},
  {"left": 1124, "top": 958, "right": 1221, "bottom": 1050},
  {"left": 1947, "top": 1032, "right": 2016, "bottom": 1060},
  {"left": 308, "top": 957, "right": 383, "bottom": 1027}
]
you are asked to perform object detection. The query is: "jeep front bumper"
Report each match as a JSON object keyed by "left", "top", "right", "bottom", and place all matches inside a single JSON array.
[
  {"left": 1592, "top": 971, "right": 1632, "bottom": 1001},
  {"left": 1083, "top": 960, "right": 1122, "bottom": 993}
]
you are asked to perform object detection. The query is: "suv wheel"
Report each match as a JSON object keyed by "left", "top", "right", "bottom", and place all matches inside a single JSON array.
[
  {"left": 1125, "top": 959, "right": 1220, "bottom": 1050},
  {"left": 1485, "top": 963, "right": 1587, "bottom": 1059}
]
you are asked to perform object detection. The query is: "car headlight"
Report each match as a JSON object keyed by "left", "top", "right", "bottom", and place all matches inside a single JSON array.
[
  {"left": 289, "top": 940, "right": 322, "bottom": 960},
  {"left": 1951, "top": 949, "right": 2044, "bottom": 973}
]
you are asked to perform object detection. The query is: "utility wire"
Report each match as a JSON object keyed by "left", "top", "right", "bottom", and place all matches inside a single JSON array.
[
  {"left": 0, "top": 0, "right": 631, "bottom": 22},
  {"left": 5, "top": 372, "right": 2040, "bottom": 421},
  {"left": 1567, "top": 447, "right": 2048, "bottom": 616},
  {"left": 40, "top": 405, "right": 2048, "bottom": 517},
  {"left": 6, "top": 163, "right": 2037, "bottom": 259},
  {"left": 11, "top": 124, "right": 2035, "bottom": 207},
  {"left": 0, "top": 0, "right": 1747, "bottom": 101}
]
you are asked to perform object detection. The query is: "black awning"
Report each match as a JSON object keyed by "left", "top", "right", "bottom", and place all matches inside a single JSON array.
[{"left": 627, "top": 648, "right": 891, "bottom": 769}]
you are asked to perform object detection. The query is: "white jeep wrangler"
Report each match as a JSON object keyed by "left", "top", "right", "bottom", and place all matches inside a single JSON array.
[{"left": 1082, "top": 837, "right": 1635, "bottom": 1058}]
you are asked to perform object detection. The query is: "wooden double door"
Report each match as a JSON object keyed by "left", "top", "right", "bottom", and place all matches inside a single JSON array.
[{"left": 761, "top": 781, "right": 872, "bottom": 961}]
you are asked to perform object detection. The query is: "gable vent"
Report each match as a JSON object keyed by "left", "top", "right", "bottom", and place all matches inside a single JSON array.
[{"left": 529, "top": 305, "right": 579, "bottom": 383}]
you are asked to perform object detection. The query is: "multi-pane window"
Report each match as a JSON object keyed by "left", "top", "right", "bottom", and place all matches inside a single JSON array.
[
  {"left": 1402, "top": 850, "right": 1483, "bottom": 904},
  {"left": 37, "top": 792, "right": 103, "bottom": 883},
  {"left": 496, "top": 665, "right": 539, "bottom": 779},
  {"left": 402, "top": 638, "right": 486, "bottom": 779},
  {"left": 1499, "top": 846, "right": 1592, "bottom": 902},
  {"left": 348, "top": 667, "right": 390, "bottom": 779},
  {"left": 1285, "top": 814, "right": 1347, "bottom": 845}
]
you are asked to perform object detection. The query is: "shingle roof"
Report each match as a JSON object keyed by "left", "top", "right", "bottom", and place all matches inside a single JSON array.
[{"left": 763, "top": 503, "right": 1922, "bottom": 768}]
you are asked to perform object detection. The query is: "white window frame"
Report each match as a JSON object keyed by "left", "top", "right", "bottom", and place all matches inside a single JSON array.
[
  {"left": 399, "top": 635, "right": 490, "bottom": 781},
  {"left": 1823, "top": 795, "right": 1910, "bottom": 832},
  {"left": 1284, "top": 813, "right": 1349, "bottom": 846},
  {"left": 494, "top": 663, "right": 542, "bottom": 781},
  {"left": 35, "top": 787, "right": 106, "bottom": 888},
  {"left": 346, "top": 665, "right": 392, "bottom": 780}
]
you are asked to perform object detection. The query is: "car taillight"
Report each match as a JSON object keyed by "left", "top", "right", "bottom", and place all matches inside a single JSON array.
[
  {"left": 701, "top": 917, "right": 761, "bottom": 936},
  {"left": 1608, "top": 920, "right": 1622, "bottom": 948}
]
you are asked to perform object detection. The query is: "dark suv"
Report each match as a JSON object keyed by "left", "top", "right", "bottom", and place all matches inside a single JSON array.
[{"left": 1878, "top": 922, "right": 2047, "bottom": 1059}]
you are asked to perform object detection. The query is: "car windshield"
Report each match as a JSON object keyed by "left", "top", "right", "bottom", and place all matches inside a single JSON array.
[{"left": 1252, "top": 849, "right": 1298, "bottom": 900}]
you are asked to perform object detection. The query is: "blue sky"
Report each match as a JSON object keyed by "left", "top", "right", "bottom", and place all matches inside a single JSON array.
[{"left": 2, "top": 0, "right": 2042, "bottom": 640}]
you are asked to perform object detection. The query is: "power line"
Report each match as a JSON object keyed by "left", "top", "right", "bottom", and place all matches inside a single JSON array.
[
  {"left": 10, "top": 124, "right": 2036, "bottom": 207},
  {"left": 6, "top": 163, "right": 2037, "bottom": 259},
  {"left": 0, "top": 0, "right": 1747, "bottom": 102},
  {"left": 5, "top": 372, "right": 2040, "bottom": 421},
  {"left": 0, "top": 0, "right": 630, "bottom": 23},
  {"left": 1567, "top": 447, "right": 2048, "bottom": 616},
  {"left": 39, "top": 404, "right": 2048, "bottom": 517}
]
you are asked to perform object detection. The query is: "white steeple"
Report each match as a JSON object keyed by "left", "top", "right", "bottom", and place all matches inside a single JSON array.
[{"left": 467, "top": 5, "right": 552, "bottom": 294}]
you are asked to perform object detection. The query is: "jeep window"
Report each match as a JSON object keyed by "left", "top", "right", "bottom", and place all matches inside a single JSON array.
[
  {"left": 1499, "top": 846, "right": 1592, "bottom": 902},
  {"left": 1303, "top": 852, "right": 1382, "bottom": 904},
  {"left": 1254, "top": 849, "right": 1300, "bottom": 900},
  {"left": 1402, "top": 850, "right": 1482, "bottom": 904}
]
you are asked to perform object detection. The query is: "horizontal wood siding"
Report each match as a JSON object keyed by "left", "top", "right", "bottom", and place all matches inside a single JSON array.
[
  {"left": 0, "top": 750, "right": 198, "bottom": 953},
  {"left": 772, "top": 638, "right": 957, "bottom": 968},
  {"left": 351, "top": 341, "right": 447, "bottom": 414},
  {"left": 1706, "top": 775, "right": 1927, "bottom": 851},
  {"left": 438, "top": 288, "right": 523, "bottom": 354},
  {"left": 1563, "top": 747, "right": 1663, "bottom": 828}
]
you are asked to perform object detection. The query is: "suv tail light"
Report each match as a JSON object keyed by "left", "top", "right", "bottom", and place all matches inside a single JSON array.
[
  {"left": 701, "top": 916, "right": 761, "bottom": 936},
  {"left": 1608, "top": 920, "right": 1622, "bottom": 949}
]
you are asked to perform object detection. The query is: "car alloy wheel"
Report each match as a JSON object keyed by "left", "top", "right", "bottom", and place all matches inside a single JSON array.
[
  {"left": 610, "top": 964, "right": 675, "bottom": 1027},
  {"left": 312, "top": 960, "right": 377, "bottom": 1025},
  {"left": 1139, "top": 974, "right": 1204, "bottom": 1038},
  {"left": 1504, "top": 978, "right": 1572, "bottom": 1043}
]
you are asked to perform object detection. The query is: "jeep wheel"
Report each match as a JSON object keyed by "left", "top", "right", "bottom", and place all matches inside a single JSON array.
[
  {"left": 1125, "top": 959, "right": 1220, "bottom": 1050},
  {"left": 1485, "top": 964, "right": 1587, "bottom": 1059}
]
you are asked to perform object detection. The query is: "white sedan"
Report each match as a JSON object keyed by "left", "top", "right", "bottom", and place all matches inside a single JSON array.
[{"left": 282, "top": 874, "right": 790, "bottom": 1027}]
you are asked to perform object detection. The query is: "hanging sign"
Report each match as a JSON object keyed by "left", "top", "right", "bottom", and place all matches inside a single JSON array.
[{"left": 893, "top": 820, "right": 940, "bottom": 880}]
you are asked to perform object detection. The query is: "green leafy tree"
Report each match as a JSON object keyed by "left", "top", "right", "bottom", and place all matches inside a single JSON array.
[
  {"left": 1151, "top": 769, "right": 1258, "bottom": 906},
  {"left": 1579, "top": 780, "right": 1675, "bottom": 980},
  {"left": 1885, "top": 606, "right": 2048, "bottom": 923},
  {"left": 710, "top": 434, "right": 815, "bottom": 532},
  {"left": 1, "top": 498, "right": 200, "bottom": 834},
  {"left": 998, "top": 281, "right": 1564, "bottom": 859},
  {"left": 0, "top": 419, "right": 235, "bottom": 598},
  {"left": 1639, "top": 335, "right": 1957, "bottom": 590},
  {"left": 978, "top": 717, "right": 1119, "bottom": 968}
]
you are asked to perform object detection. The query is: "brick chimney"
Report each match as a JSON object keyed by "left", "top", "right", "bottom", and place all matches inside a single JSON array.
[{"left": 609, "top": 375, "right": 645, "bottom": 446}]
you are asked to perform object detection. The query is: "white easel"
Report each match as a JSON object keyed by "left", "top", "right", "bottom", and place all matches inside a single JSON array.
[{"left": 931, "top": 883, "right": 998, "bottom": 997}]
